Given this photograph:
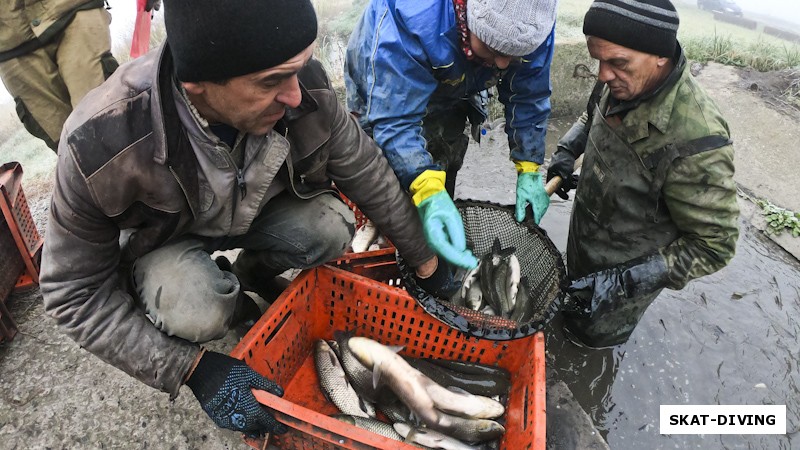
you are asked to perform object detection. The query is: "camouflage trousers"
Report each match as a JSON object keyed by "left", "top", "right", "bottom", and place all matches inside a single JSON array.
[{"left": 0, "top": 8, "right": 117, "bottom": 151}]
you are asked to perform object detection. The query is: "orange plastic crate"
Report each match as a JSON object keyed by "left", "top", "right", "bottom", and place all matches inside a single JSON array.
[{"left": 230, "top": 264, "right": 546, "bottom": 450}]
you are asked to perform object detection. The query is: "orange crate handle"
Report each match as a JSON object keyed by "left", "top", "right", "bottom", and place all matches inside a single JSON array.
[{"left": 252, "top": 389, "right": 419, "bottom": 449}]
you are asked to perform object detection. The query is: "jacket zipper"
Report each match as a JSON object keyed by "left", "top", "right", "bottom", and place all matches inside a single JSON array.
[
  {"left": 285, "top": 152, "right": 334, "bottom": 200},
  {"left": 236, "top": 168, "right": 247, "bottom": 200}
]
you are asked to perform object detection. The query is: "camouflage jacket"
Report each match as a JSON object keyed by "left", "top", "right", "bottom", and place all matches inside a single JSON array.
[{"left": 560, "top": 46, "right": 739, "bottom": 289}]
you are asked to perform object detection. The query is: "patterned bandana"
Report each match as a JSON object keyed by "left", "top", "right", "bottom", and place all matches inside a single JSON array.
[{"left": 453, "top": 0, "right": 474, "bottom": 60}]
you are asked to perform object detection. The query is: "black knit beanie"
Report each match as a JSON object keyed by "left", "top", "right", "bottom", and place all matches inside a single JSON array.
[
  {"left": 583, "top": 0, "right": 679, "bottom": 57},
  {"left": 164, "top": 0, "right": 318, "bottom": 82}
]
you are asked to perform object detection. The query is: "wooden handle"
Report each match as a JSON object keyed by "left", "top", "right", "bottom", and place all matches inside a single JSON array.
[
  {"left": 545, "top": 175, "right": 563, "bottom": 196},
  {"left": 544, "top": 154, "right": 584, "bottom": 197}
]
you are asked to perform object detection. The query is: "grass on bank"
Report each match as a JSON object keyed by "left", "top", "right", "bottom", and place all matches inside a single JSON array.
[{"left": 683, "top": 32, "right": 800, "bottom": 71}]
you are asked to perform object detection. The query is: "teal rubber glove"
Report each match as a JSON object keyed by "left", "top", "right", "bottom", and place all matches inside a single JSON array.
[
  {"left": 417, "top": 192, "right": 479, "bottom": 270},
  {"left": 515, "top": 171, "right": 550, "bottom": 224}
]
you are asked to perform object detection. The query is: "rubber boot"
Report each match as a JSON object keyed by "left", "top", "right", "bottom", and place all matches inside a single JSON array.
[
  {"left": 229, "top": 251, "right": 287, "bottom": 303},
  {"left": 230, "top": 290, "right": 263, "bottom": 327}
]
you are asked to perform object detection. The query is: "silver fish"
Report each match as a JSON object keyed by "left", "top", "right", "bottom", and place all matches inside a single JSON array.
[
  {"left": 314, "top": 340, "right": 373, "bottom": 418},
  {"left": 492, "top": 258, "right": 511, "bottom": 318},
  {"left": 347, "top": 336, "right": 440, "bottom": 426},
  {"left": 428, "top": 411, "right": 505, "bottom": 443},
  {"left": 448, "top": 285, "right": 466, "bottom": 307},
  {"left": 466, "top": 280, "right": 484, "bottom": 311},
  {"left": 379, "top": 399, "right": 416, "bottom": 424},
  {"left": 460, "top": 265, "right": 481, "bottom": 299},
  {"left": 479, "top": 251, "right": 501, "bottom": 314},
  {"left": 423, "top": 384, "right": 505, "bottom": 420},
  {"left": 479, "top": 239, "right": 514, "bottom": 316},
  {"left": 510, "top": 278, "right": 533, "bottom": 323},
  {"left": 334, "top": 330, "right": 381, "bottom": 402},
  {"left": 333, "top": 414, "right": 403, "bottom": 441},
  {"left": 394, "top": 423, "right": 483, "bottom": 450},
  {"left": 505, "top": 254, "right": 520, "bottom": 315},
  {"left": 350, "top": 220, "right": 379, "bottom": 253},
  {"left": 348, "top": 337, "right": 505, "bottom": 424}
]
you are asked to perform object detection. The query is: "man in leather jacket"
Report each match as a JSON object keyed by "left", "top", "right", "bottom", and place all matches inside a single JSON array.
[
  {"left": 40, "top": 0, "right": 452, "bottom": 437},
  {"left": 547, "top": 0, "right": 739, "bottom": 348}
]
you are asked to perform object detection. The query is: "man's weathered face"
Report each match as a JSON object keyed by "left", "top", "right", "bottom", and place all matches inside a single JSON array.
[
  {"left": 587, "top": 36, "right": 670, "bottom": 101},
  {"left": 183, "top": 43, "right": 316, "bottom": 135},
  {"left": 469, "top": 34, "right": 518, "bottom": 70}
]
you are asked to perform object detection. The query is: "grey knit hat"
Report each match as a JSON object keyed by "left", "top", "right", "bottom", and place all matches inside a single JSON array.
[
  {"left": 583, "top": 0, "right": 680, "bottom": 57},
  {"left": 467, "top": 0, "right": 557, "bottom": 56}
]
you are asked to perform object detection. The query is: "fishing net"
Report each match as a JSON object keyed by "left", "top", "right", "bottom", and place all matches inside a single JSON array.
[{"left": 398, "top": 200, "right": 567, "bottom": 340}]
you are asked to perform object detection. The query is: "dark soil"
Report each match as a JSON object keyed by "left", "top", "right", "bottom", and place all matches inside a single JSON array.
[{"left": 737, "top": 67, "right": 800, "bottom": 114}]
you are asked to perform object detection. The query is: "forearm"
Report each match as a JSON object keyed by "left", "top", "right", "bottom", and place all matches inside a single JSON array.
[
  {"left": 556, "top": 111, "right": 590, "bottom": 158},
  {"left": 500, "top": 34, "right": 554, "bottom": 165},
  {"left": 659, "top": 146, "right": 739, "bottom": 289},
  {"left": 327, "top": 101, "right": 434, "bottom": 267},
  {"left": 501, "top": 78, "right": 550, "bottom": 165},
  {"left": 372, "top": 118, "right": 438, "bottom": 189}
]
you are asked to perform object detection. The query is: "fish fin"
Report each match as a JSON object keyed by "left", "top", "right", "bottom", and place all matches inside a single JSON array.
[
  {"left": 328, "top": 340, "right": 342, "bottom": 357},
  {"left": 372, "top": 362, "right": 383, "bottom": 389},
  {"left": 393, "top": 422, "right": 411, "bottom": 438},
  {"left": 334, "top": 328, "right": 355, "bottom": 341},
  {"left": 409, "top": 410, "right": 422, "bottom": 427},
  {"left": 491, "top": 237, "right": 502, "bottom": 254},
  {"left": 387, "top": 345, "right": 404, "bottom": 354},
  {"left": 501, "top": 246, "right": 517, "bottom": 257},
  {"left": 359, "top": 398, "right": 376, "bottom": 418},
  {"left": 445, "top": 385, "right": 472, "bottom": 396}
]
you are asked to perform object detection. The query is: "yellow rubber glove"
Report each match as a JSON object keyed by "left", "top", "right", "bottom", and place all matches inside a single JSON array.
[{"left": 410, "top": 170, "right": 478, "bottom": 269}]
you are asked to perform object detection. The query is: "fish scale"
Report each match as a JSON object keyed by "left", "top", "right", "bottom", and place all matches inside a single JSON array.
[
  {"left": 314, "top": 340, "right": 372, "bottom": 418},
  {"left": 334, "top": 330, "right": 381, "bottom": 402}
]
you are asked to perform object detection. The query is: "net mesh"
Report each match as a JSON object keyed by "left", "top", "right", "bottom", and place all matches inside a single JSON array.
[{"left": 398, "top": 200, "right": 567, "bottom": 340}]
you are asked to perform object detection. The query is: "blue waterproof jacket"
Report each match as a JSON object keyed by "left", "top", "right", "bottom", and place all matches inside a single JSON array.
[{"left": 345, "top": 0, "right": 554, "bottom": 189}]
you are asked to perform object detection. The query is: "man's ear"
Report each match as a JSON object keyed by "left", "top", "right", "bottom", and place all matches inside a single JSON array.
[
  {"left": 182, "top": 81, "right": 205, "bottom": 95},
  {"left": 656, "top": 56, "right": 670, "bottom": 67}
]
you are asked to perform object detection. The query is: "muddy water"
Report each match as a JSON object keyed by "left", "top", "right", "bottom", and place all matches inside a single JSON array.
[{"left": 458, "top": 121, "right": 800, "bottom": 450}]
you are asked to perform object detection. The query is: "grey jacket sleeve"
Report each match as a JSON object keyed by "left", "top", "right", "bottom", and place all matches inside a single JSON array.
[
  {"left": 315, "top": 87, "right": 434, "bottom": 268},
  {"left": 556, "top": 111, "right": 590, "bottom": 158},
  {"left": 39, "top": 149, "right": 199, "bottom": 398}
]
